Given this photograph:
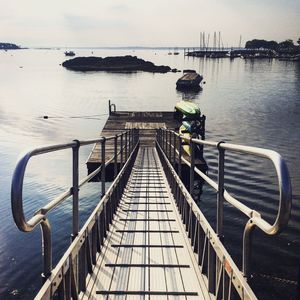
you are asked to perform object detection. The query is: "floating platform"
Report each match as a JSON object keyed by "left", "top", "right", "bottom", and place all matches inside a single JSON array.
[
  {"left": 86, "top": 108, "right": 207, "bottom": 182},
  {"left": 87, "top": 110, "right": 179, "bottom": 180},
  {"left": 176, "top": 72, "right": 203, "bottom": 89}
]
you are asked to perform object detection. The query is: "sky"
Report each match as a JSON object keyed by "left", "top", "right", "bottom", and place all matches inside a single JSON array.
[{"left": 0, "top": 0, "right": 299, "bottom": 48}]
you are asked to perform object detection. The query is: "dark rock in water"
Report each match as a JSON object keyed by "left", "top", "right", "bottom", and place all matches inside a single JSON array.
[
  {"left": 0, "top": 42, "right": 21, "bottom": 50},
  {"left": 62, "top": 55, "right": 171, "bottom": 73},
  {"left": 171, "top": 68, "right": 181, "bottom": 73}
]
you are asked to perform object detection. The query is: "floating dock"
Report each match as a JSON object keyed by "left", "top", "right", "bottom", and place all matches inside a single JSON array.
[{"left": 86, "top": 107, "right": 206, "bottom": 181}]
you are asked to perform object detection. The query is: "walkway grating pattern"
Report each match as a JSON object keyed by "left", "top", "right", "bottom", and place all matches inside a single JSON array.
[{"left": 83, "top": 147, "right": 211, "bottom": 299}]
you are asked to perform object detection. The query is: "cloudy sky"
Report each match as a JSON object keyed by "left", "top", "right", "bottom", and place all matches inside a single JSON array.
[{"left": 1, "top": 0, "right": 299, "bottom": 47}]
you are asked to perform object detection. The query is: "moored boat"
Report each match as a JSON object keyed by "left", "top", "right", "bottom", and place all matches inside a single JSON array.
[
  {"left": 174, "top": 100, "right": 201, "bottom": 120},
  {"left": 173, "top": 47, "right": 180, "bottom": 55},
  {"left": 176, "top": 72, "right": 203, "bottom": 89},
  {"left": 64, "top": 50, "right": 76, "bottom": 56}
]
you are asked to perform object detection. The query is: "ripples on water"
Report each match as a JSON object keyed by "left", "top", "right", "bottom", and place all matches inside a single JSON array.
[{"left": 0, "top": 49, "right": 299, "bottom": 299}]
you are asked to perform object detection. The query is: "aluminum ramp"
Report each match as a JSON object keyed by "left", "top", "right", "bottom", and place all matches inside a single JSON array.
[{"left": 83, "top": 147, "right": 211, "bottom": 299}]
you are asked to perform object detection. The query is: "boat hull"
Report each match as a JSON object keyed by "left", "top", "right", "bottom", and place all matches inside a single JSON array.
[
  {"left": 176, "top": 73, "right": 203, "bottom": 89},
  {"left": 175, "top": 100, "right": 201, "bottom": 119}
]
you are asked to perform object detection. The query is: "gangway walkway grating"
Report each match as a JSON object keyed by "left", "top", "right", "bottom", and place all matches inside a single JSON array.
[{"left": 85, "top": 147, "right": 210, "bottom": 299}]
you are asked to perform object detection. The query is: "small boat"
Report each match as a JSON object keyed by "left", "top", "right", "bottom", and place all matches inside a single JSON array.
[
  {"left": 173, "top": 47, "right": 180, "bottom": 55},
  {"left": 174, "top": 100, "right": 201, "bottom": 120},
  {"left": 64, "top": 51, "right": 76, "bottom": 56},
  {"left": 176, "top": 72, "right": 203, "bottom": 90}
]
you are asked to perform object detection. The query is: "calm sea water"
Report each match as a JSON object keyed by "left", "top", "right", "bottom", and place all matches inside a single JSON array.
[{"left": 0, "top": 49, "right": 299, "bottom": 299}]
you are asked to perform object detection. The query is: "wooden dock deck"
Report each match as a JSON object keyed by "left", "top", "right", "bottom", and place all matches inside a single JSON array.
[
  {"left": 83, "top": 147, "right": 211, "bottom": 299},
  {"left": 86, "top": 111, "right": 181, "bottom": 179}
]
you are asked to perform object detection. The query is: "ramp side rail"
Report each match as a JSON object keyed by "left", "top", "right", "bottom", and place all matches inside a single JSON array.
[
  {"left": 11, "top": 128, "right": 139, "bottom": 286},
  {"left": 156, "top": 128, "right": 292, "bottom": 295}
]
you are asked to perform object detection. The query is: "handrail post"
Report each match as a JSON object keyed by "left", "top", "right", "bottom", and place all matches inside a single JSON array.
[
  {"left": 165, "top": 130, "right": 167, "bottom": 156},
  {"left": 101, "top": 138, "right": 106, "bottom": 196},
  {"left": 217, "top": 142, "right": 225, "bottom": 237},
  {"left": 125, "top": 131, "right": 128, "bottom": 162},
  {"left": 243, "top": 220, "right": 255, "bottom": 279},
  {"left": 202, "top": 115, "right": 206, "bottom": 140},
  {"left": 40, "top": 218, "right": 52, "bottom": 282},
  {"left": 134, "top": 128, "right": 137, "bottom": 147},
  {"left": 189, "top": 139, "right": 195, "bottom": 196},
  {"left": 160, "top": 129, "right": 162, "bottom": 146},
  {"left": 129, "top": 129, "right": 132, "bottom": 154},
  {"left": 72, "top": 140, "right": 80, "bottom": 237},
  {"left": 132, "top": 129, "right": 135, "bottom": 147},
  {"left": 168, "top": 130, "right": 172, "bottom": 161},
  {"left": 114, "top": 135, "right": 118, "bottom": 178},
  {"left": 132, "top": 128, "right": 135, "bottom": 151},
  {"left": 164, "top": 130, "right": 167, "bottom": 154},
  {"left": 129, "top": 129, "right": 131, "bottom": 153},
  {"left": 178, "top": 135, "right": 182, "bottom": 178},
  {"left": 173, "top": 131, "right": 176, "bottom": 167},
  {"left": 159, "top": 129, "right": 162, "bottom": 146},
  {"left": 120, "top": 133, "right": 124, "bottom": 169},
  {"left": 167, "top": 130, "right": 169, "bottom": 159},
  {"left": 162, "top": 130, "right": 165, "bottom": 153}
]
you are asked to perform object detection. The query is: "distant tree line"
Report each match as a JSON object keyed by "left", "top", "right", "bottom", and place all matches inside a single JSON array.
[
  {"left": 245, "top": 38, "right": 300, "bottom": 51},
  {"left": 0, "top": 42, "right": 21, "bottom": 50}
]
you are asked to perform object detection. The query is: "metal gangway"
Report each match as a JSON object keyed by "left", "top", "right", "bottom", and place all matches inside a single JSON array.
[{"left": 11, "top": 128, "right": 292, "bottom": 299}]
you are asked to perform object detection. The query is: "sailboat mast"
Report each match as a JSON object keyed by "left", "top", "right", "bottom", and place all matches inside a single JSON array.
[
  {"left": 200, "top": 32, "right": 202, "bottom": 50},
  {"left": 207, "top": 33, "right": 210, "bottom": 51},
  {"left": 213, "top": 32, "right": 216, "bottom": 51}
]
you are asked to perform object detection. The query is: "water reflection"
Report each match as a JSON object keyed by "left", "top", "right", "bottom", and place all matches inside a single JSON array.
[{"left": 176, "top": 85, "right": 202, "bottom": 100}]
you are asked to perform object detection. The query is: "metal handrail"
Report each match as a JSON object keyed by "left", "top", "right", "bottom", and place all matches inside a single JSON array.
[
  {"left": 11, "top": 128, "right": 139, "bottom": 279},
  {"left": 157, "top": 128, "right": 292, "bottom": 278},
  {"left": 34, "top": 138, "right": 140, "bottom": 299},
  {"left": 156, "top": 139, "right": 257, "bottom": 299}
]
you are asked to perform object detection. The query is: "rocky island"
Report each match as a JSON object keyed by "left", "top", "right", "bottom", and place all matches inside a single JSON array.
[{"left": 62, "top": 55, "right": 171, "bottom": 73}]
